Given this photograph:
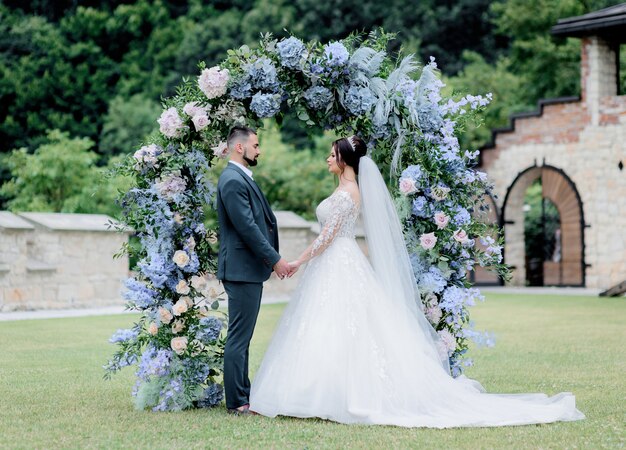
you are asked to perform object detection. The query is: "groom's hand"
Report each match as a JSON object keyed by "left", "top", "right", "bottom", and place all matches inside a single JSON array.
[{"left": 273, "top": 258, "right": 290, "bottom": 279}]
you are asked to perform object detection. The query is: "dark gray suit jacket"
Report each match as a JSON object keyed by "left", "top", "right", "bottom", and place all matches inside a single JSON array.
[{"left": 216, "top": 163, "right": 280, "bottom": 283}]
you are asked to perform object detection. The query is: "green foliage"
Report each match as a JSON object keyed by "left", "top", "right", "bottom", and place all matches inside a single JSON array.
[
  {"left": 253, "top": 123, "right": 336, "bottom": 220},
  {"left": 0, "top": 130, "right": 131, "bottom": 215},
  {"left": 99, "top": 94, "right": 161, "bottom": 156},
  {"left": 446, "top": 51, "right": 527, "bottom": 150}
]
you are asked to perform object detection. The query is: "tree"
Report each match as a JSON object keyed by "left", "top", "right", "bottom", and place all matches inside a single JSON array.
[
  {"left": 0, "top": 130, "right": 130, "bottom": 215},
  {"left": 99, "top": 94, "right": 161, "bottom": 157}
]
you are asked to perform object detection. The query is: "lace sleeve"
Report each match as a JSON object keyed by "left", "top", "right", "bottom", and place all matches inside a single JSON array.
[{"left": 308, "top": 190, "right": 354, "bottom": 259}]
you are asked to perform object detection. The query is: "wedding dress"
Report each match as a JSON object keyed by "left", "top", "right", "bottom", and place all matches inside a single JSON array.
[{"left": 250, "top": 157, "right": 584, "bottom": 428}]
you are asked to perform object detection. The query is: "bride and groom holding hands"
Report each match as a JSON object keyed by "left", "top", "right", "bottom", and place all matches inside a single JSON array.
[{"left": 216, "top": 125, "right": 584, "bottom": 427}]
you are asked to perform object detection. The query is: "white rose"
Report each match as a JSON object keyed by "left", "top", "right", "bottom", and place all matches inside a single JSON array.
[
  {"left": 170, "top": 336, "right": 188, "bottom": 355},
  {"left": 158, "top": 307, "right": 173, "bottom": 325},
  {"left": 173, "top": 213, "right": 183, "bottom": 224},
  {"left": 175, "top": 279, "right": 190, "bottom": 295},
  {"left": 431, "top": 185, "right": 451, "bottom": 201},
  {"left": 186, "top": 236, "right": 196, "bottom": 250},
  {"left": 172, "top": 299, "right": 189, "bottom": 316},
  {"left": 173, "top": 250, "right": 190, "bottom": 268}
]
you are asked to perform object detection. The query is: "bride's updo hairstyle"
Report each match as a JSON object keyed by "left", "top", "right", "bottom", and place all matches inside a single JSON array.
[{"left": 333, "top": 136, "right": 367, "bottom": 175}]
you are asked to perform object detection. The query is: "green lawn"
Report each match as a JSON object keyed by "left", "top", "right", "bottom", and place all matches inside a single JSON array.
[{"left": 0, "top": 294, "right": 624, "bottom": 449}]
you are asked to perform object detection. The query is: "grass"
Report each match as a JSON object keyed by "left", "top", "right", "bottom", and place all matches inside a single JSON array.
[{"left": 0, "top": 293, "right": 624, "bottom": 449}]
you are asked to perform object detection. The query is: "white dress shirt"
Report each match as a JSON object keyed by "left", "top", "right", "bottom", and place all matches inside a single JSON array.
[{"left": 228, "top": 160, "right": 253, "bottom": 180}]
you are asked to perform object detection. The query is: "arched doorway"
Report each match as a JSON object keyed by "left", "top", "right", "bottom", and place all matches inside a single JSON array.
[{"left": 502, "top": 165, "right": 586, "bottom": 286}]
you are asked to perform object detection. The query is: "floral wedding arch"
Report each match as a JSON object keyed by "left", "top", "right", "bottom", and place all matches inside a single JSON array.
[{"left": 105, "top": 31, "right": 508, "bottom": 411}]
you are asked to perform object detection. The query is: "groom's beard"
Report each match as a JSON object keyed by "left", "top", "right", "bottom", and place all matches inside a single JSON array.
[{"left": 243, "top": 149, "right": 258, "bottom": 167}]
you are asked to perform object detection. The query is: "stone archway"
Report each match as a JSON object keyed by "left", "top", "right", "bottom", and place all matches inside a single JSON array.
[{"left": 502, "top": 165, "right": 586, "bottom": 287}]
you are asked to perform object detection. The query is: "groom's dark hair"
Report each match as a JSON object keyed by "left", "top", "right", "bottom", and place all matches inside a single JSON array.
[{"left": 227, "top": 125, "right": 256, "bottom": 150}]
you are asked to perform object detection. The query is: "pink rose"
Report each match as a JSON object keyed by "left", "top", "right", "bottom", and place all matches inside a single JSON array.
[
  {"left": 171, "top": 319, "right": 185, "bottom": 334},
  {"left": 158, "top": 307, "right": 173, "bottom": 325},
  {"left": 419, "top": 232, "right": 438, "bottom": 250},
  {"left": 453, "top": 229, "right": 469, "bottom": 244},
  {"left": 211, "top": 141, "right": 229, "bottom": 159},
  {"left": 175, "top": 279, "right": 190, "bottom": 295},
  {"left": 172, "top": 298, "right": 188, "bottom": 316},
  {"left": 425, "top": 306, "right": 442, "bottom": 325},
  {"left": 170, "top": 336, "right": 188, "bottom": 355},
  {"left": 191, "top": 114, "right": 210, "bottom": 131},
  {"left": 148, "top": 322, "right": 159, "bottom": 336},
  {"left": 399, "top": 177, "right": 418, "bottom": 195},
  {"left": 433, "top": 211, "right": 449, "bottom": 229},
  {"left": 438, "top": 329, "right": 457, "bottom": 355},
  {"left": 183, "top": 101, "right": 206, "bottom": 117}
]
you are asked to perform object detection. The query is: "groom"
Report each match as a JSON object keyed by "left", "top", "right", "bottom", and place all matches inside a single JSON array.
[{"left": 216, "top": 125, "right": 291, "bottom": 415}]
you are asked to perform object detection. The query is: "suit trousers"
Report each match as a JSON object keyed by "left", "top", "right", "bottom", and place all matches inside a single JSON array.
[{"left": 222, "top": 280, "right": 264, "bottom": 409}]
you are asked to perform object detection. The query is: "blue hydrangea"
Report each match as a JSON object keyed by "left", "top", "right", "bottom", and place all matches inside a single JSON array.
[
  {"left": 344, "top": 84, "right": 376, "bottom": 116},
  {"left": 417, "top": 103, "right": 444, "bottom": 133},
  {"left": 197, "top": 383, "right": 224, "bottom": 408},
  {"left": 395, "top": 78, "right": 417, "bottom": 106},
  {"left": 153, "top": 376, "right": 188, "bottom": 412},
  {"left": 409, "top": 252, "right": 429, "bottom": 281},
  {"left": 250, "top": 92, "right": 281, "bottom": 118},
  {"left": 401, "top": 164, "right": 424, "bottom": 182},
  {"left": 452, "top": 206, "right": 471, "bottom": 226},
  {"left": 303, "top": 85, "right": 333, "bottom": 110},
  {"left": 138, "top": 254, "right": 176, "bottom": 289},
  {"left": 412, "top": 196, "right": 430, "bottom": 218},
  {"left": 323, "top": 42, "right": 349, "bottom": 67},
  {"left": 417, "top": 266, "right": 448, "bottom": 294},
  {"left": 181, "top": 358, "right": 211, "bottom": 384},
  {"left": 184, "top": 150, "right": 216, "bottom": 205},
  {"left": 196, "top": 316, "right": 223, "bottom": 345},
  {"left": 229, "top": 77, "right": 253, "bottom": 100},
  {"left": 277, "top": 36, "right": 307, "bottom": 70},
  {"left": 136, "top": 345, "right": 173, "bottom": 381},
  {"left": 245, "top": 57, "right": 279, "bottom": 92},
  {"left": 109, "top": 328, "right": 139, "bottom": 344},
  {"left": 123, "top": 278, "right": 159, "bottom": 309}
]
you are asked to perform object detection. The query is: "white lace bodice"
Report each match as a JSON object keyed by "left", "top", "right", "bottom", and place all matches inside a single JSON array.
[{"left": 310, "top": 190, "right": 360, "bottom": 258}]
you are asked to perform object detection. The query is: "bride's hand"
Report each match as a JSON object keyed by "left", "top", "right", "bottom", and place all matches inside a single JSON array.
[{"left": 287, "top": 260, "right": 301, "bottom": 278}]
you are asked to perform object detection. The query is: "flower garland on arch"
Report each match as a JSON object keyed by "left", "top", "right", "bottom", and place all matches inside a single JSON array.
[{"left": 105, "top": 31, "right": 509, "bottom": 411}]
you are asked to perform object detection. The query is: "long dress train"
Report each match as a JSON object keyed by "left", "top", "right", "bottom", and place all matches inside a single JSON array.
[{"left": 250, "top": 182, "right": 584, "bottom": 428}]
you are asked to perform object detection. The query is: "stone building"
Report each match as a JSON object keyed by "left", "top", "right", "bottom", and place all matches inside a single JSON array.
[
  {"left": 0, "top": 212, "right": 130, "bottom": 311},
  {"left": 477, "top": 5, "right": 626, "bottom": 290}
]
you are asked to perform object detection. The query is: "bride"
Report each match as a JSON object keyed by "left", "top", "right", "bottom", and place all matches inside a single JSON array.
[{"left": 249, "top": 136, "right": 584, "bottom": 427}]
